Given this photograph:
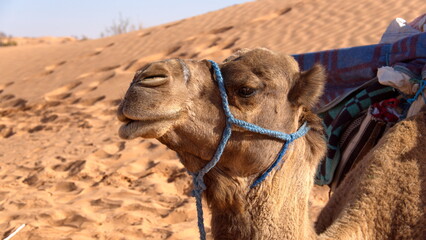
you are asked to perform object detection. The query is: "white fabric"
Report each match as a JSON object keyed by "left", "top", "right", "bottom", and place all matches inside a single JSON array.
[{"left": 377, "top": 66, "right": 414, "bottom": 94}]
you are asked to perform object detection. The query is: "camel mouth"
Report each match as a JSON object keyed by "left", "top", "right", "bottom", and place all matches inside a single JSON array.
[
  {"left": 119, "top": 119, "right": 169, "bottom": 139},
  {"left": 118, "top": 113, "right": 181, "bottom": 139}
]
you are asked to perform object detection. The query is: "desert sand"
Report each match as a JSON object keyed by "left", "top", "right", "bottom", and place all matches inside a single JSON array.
[
  {"left": 0, "top": 36, "right": 77, "bottom": 47},
  {"left": 0, "top": 0, "right": 425, "bottom": 239}
]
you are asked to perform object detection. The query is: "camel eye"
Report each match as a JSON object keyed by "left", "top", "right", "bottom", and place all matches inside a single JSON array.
[{"left": 237, "top": 87, "right": 257, "bottom": 98}]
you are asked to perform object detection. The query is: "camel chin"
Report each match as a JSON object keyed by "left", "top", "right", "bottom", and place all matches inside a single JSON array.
[{"left": 118, "top": 118, "right": 174, "bottom": 139}]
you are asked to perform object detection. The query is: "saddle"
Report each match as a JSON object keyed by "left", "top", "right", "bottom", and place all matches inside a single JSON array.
[
  {"left": 292, "top": 32, "right": 426, "bottom": 189},
  {"left": 324, "top": 80, "right": 425, "bottom": 191},
  {"left": 318, "top": 79, "right": 399, "bottom": 191}
]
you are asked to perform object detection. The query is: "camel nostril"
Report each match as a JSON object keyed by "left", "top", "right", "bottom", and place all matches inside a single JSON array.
[{"left": 138, "top": 75, "right": 169, "bottom": 87}]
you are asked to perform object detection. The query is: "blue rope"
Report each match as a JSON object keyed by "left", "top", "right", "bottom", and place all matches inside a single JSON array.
[
  {"left": 251, "top": 140, "right": 291, "bottom": 188},
  {"left": 189, "top": 60, "right": 310, "bottom": 240},
  {"left": 407, "top": 79, "right": 426, "bottom": 104}
]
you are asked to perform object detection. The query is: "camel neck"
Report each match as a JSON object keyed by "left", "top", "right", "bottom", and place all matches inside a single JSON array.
[{"left": 207, "top": 141, "right": 318, "bottom": 240}]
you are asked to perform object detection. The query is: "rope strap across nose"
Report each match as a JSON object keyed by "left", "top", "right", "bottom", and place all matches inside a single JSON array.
[{"left": 189, "top": 60, "right": 310, "bottom": 240}]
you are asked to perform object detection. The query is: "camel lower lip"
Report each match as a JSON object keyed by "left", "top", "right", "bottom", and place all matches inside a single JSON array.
[{"left": 119, "top": 120, "right": 147, "bottom": 139}]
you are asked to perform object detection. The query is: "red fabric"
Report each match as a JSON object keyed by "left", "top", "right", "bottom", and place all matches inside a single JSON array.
[{"left": 371, "top": 98, "right": 400, "bottom": 122}]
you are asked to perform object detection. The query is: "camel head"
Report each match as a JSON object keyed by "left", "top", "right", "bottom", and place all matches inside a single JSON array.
[{"left": 118, "top": 47, "right": 325, "bottom": 186}]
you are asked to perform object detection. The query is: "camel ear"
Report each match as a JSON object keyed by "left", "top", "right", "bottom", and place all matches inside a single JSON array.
[
  {"left": 288, "top": 64, "right": 326, "bottom": 108},
  {"left": 223, "top": 48, "right": 251, "bottom": 63}
]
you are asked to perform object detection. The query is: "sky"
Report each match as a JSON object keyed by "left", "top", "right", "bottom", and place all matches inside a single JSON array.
[{"left": 0, "top": 0, "right": 250, "bottom": 39}]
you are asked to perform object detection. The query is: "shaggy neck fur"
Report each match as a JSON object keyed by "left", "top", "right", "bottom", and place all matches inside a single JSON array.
[{"left": 178, "top": 110, "right": 326, "bottom": 240}]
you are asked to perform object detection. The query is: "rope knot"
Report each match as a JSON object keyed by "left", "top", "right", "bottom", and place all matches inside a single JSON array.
[{"left": 191, "top": 173, "right": 206, "bottom": 197}]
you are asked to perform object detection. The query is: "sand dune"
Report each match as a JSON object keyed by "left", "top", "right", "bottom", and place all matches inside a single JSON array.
[
  {"left": 0, "top": 36, "right": 77, "bottom": 47},
  {"left": 0, "top": 0, "right": 425, "bottom": 239}
]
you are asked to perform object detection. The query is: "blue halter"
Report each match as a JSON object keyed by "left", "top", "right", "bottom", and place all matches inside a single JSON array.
[{"left": 188, "top": 60, "right": 310, "bottom": 240}]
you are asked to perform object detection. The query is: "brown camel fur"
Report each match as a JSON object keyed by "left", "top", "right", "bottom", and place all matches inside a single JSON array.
[{"left": 117, "top": 48, "right": 426, "bottom": 239}]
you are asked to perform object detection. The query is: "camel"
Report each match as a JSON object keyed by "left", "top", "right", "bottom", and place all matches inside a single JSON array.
[{"left": 117, "top": 48, "right": 426, "bottom": 239}]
